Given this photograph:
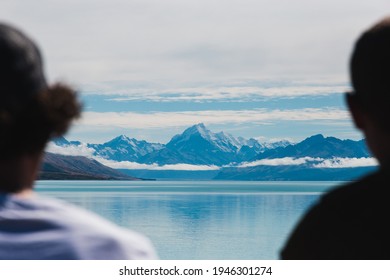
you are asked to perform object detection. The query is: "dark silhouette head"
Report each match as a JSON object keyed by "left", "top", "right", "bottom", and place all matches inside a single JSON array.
[
  {"left": 347, "top": 16, "right": 390, "bottom": 166},
  {"left": 349, "top": 16, "right": 390, "bottom": 131},
  {"left": 0, "top": 22, "right": 81, "bottom": 192},
  {"left": 0, "top": 22, "right": 81, "bottom": 159}
]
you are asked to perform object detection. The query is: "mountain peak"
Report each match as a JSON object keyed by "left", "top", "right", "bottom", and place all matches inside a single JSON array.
[
  {"left": 195, "top": 123, "right": 206, "bottom": 128},
  {"left": 112, "top": 134, "right": 131, "bottom": 142},
  {"left": 308, "top": 134, "right": 324, "bottom": 140},
  {"left": 193, "top": 123, "right": 207, "bottom": 132},
  {"left": 298, "top": 135, "right": 337, "bottom": 149},
  {"left": 183, "top": 123, "right": 210, "bottom": 138},
  {"left": 119, "top": 134, "right": 129, "bottom": 140},
  {"left": 104, "top": 135, "right": 134, "bottom": 147}
]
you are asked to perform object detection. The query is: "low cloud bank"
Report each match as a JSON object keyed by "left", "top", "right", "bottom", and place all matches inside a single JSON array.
[
  {"left": 312, "top": 157, "right": 378, "bottom": 168},
  {"left": 46, "top": 142, "right": 95, "bottom": 158},
  {"left": 236, "top": 156, "right": 378, "bottom": 168},
  {"left": 97, "top": 158, "right": 220, "bottom": 171},
  {"left": 46, "top": 143, "right": 219, "bottom": 171},
  {"left": 235, "top": 157, "right": 318, "bottom": 167}
]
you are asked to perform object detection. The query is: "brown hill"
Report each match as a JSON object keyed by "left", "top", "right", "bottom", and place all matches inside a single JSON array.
[{"left": 39, "top": 152, "right": 141, "bottom": 180}]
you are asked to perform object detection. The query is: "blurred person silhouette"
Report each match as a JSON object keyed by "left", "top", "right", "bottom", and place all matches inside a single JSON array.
[
  {"left": 0, "top": 22, "right": 157, "bottom": 259},
  {"left": 281, "top": 16, "right": 390, "bottom": 259}
]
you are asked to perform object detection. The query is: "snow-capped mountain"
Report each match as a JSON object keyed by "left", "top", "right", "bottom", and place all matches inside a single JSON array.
[
  {"left": 139, "top": 123, "right": 267, "bottom": 165},
  {"left": 168, "top": 123, "right": 242, "bottom": 153},
  {"left": 216, "top": 134, "right": 373, "bottom": 181},
  {"left": 262, "top": 140, "right": 292, "bottom": 150},
  {"left": 88, "top": 135, "right": 164, "bottom": 162}
]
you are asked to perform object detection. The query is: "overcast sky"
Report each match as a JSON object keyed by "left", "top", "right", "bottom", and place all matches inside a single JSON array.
[{"left": 2, "top": 1, "right": 390, "bottom": 144}]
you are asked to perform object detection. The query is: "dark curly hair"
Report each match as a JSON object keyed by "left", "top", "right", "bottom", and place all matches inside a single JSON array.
[{"left": 0, "top": 22, "right": 81, "bottom": 159}]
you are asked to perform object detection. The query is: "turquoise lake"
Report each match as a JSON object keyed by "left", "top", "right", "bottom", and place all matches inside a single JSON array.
[{"left": 35, "top": 180, "right": 344, "bottom": 260}]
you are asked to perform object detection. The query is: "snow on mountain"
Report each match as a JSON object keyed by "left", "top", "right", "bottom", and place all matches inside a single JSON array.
[
  {"left": 88, "top": 135, "right": 164, "bottom": 162},
  {"left": 262, "top": 139, "right": 292, "bottom": 150},
  {"left": 140, "top": 123, "right": 269, "bottom": 165},
  {"left": 169, "top": 123, "right": 262, "bottom": 153}
]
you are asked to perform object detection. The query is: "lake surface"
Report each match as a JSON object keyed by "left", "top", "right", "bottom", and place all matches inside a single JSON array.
[{"left": 35, "top": 180, "right": 342, "bottom": 260}]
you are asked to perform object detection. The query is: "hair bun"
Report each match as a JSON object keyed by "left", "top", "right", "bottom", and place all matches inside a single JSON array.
[{"left": 39, "top": 83, "right": 82, "bottom": 137}]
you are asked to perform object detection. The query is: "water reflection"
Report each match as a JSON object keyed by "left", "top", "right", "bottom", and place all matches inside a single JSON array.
[{"left": 40, "top": 189, "right": 320, "bottom": 259}]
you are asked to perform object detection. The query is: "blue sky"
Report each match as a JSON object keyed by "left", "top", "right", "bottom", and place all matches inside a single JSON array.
[{"left": 2, "top": 0, "right": 390, "bottom": 144}]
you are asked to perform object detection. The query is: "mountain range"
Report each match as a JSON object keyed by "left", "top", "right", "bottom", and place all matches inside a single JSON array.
[
  {"left": 255, "top": 134, "right": 369, "bottom": 159},
  {"left": 53, "top": 123, "right": 291, "bottom": 165},
  {"left": 49, "top": 123, "right": 377, "bottom": 180}
]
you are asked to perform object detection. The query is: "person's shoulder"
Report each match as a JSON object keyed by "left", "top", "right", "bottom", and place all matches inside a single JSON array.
[
  {"left": 321, "top": 167, "right": 386, "bottom": 206},
  {"left": 280, "top": 168, "right": 386, "bottom": 259}
]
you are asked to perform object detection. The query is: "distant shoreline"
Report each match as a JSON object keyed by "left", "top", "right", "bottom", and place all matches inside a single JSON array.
[{"left": 38, "top": 172, "right": 155, "bottom": 181}]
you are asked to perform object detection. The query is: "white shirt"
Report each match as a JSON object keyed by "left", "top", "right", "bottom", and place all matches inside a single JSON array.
[{"left": 0, "top": 193, "right": 158, "bottom": 260}]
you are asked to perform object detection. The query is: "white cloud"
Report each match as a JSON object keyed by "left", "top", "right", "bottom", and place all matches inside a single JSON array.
[
  {"left": 95, "top": 158, "right": 220, "bottom": 171},
  {"left": 76, "top": 107, "right": 349, "bottom": 129},
  {"left": 88, "top": 85, "right": 349, "bottom": 102},
  {"left": 1, "top": 0, "right": 387, "bottom": 86},
  {"left": 46, "top": 143, "right": 95, "bottom": 157},
  {"left": 236, "top": 157, "right": 321, "bottom": 167},
  {"left": 46, "top": 143, "right": 220, "bottom": 170},
  {"left": 313, "top": 157, "right": 378, "bottom": 168},
  {"left": 98, "top": 156, "right": 378, "bottom": 170},
  {"left": 235, "top": 156, "right": 378, "bottom": 168},
  {"left": 254, "top": 136, "right": 295, "bottom": 144}
]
